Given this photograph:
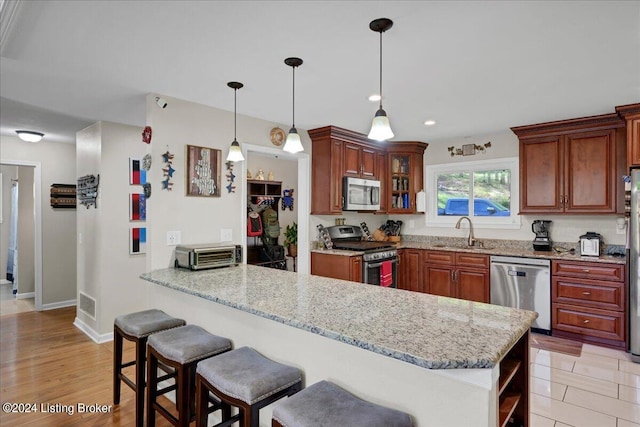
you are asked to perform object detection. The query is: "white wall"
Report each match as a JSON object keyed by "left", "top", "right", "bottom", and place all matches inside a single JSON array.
[
  {"left": 145, "top": 94, "right": 309, "bottom": 271},
  {"left": 0, "top": 165, "right": 17, "bottom": 282},
  {"left": 1, "top": 136, "right": 77, "bottom": 306},
  {"left": 393, "top": 131, "right": 626, "bottom": 246},
  {"left": 75, "top": 121, "right": 149, "bottom": 338},
  {"left": 17, "top": 166, "right": 35, "bottom": 295}
]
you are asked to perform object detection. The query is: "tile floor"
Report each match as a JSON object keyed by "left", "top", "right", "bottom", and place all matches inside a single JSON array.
[
  {"left": 530, "top": 342, "right": 640, "bottom": 427},
  {"left": 0, "top": 282, "right": 34, "bottom": 316}
]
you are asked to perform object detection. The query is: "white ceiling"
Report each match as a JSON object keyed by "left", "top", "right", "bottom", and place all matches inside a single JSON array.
[{"left": 1, "top": 1, "right": 638, "bottom": 145}]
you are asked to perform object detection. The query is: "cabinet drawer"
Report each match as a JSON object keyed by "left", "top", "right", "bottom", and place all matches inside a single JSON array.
[
  {"left": 552, "top": 303, "right": 624, "bottom": 342},
  {"left": 552, "top": 260, "right": 624, "bottom": 282},
  {"left": 455, "top": 252, "right": 489, "bottom": 269},
  {"left": 552, "top": 277, "right": 624, "bottom": 310},
  {"left": 423, "top": 250, "right": 456, "bottom": 265}
]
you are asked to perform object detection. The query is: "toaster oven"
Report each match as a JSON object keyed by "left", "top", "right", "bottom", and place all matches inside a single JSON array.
[{"left": 175, "top": 244, "right": 242, "bottom": 270}]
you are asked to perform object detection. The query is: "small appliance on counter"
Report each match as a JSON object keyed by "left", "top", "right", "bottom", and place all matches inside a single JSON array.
[
  {"left": 175, "top": 243, "right": 242, "bottom": 270},
  {"left": 532, "top": 219, "right": 552, "bottom": 251},
  {"left": 579, "top": 232, "right": 603, "bottom": 256}
]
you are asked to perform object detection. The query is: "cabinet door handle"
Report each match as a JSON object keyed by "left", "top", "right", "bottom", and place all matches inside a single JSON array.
[
  {"left": 583, "top": 319, "right": 590, "bottom": 324},
  {"left": 582, "top": 269, "right": 590, "bottom": 273},
  {"left": 582, "top": 291, "right": 591, "bottom": 296}
]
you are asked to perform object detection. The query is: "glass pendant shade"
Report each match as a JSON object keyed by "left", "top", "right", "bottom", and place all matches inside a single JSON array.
[
  {"left": 226, "top": 138, "right": 244, "bottom": 162},
  {"left": 16, "top": 130, "right": 44, "bottom": 143},
  {"left": 283, "top": 127, "right": 304, "bottom": 153},
  {"left": 368, "top": 108, "right": 394, "bottom": 141}
]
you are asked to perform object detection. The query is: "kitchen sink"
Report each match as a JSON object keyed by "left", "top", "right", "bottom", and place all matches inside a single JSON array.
[{"left": 431, "top": 243, "right": 494, "bottom": 251}]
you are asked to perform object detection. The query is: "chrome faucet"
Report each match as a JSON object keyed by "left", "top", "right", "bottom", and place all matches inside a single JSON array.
[{"left": 455, "top": 216, "right": 476, "bottom": 247}]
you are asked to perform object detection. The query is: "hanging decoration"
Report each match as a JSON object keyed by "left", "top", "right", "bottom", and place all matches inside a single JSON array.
[
  {"left": 77, "top": 174, "right": 100, "bottom": 209},
  {"left": 143, "top": 183, "right": 152, "bottom": 199},
  {"left": 281, "top": 189, "right": 295, "bottom": 211},
  {"left": 161, "top": 149, "right": 175, "bottom": 190},
  {"left": 447, "top": 141, "right": 492, "bottom": 157},
  {"left": 225, "top": 161, "right": 236, "bottom": 193},
  {"left": 142, "top": 126, "right": 152, "bottom": 144}
]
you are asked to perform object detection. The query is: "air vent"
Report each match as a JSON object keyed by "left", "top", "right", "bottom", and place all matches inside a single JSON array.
[{"left": 79, "top": 292, "right": 96, "bottom": 319}]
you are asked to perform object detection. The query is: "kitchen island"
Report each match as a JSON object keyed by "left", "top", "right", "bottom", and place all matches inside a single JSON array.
[{"left": 141, "top": 264, "right": 537, "bottom": 427}]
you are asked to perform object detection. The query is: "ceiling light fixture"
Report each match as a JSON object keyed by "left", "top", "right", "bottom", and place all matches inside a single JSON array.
[
  {"left": 424, "top": 120, "right": 436, "bottom": 126},
  {"left": 283, "top": 57, "right": 304, "bottom": 154},
  {"left": 226, "top": 82, "right": 245, "bottom": 162},
  {"left": 368, "top": 94, "right": 382, "bottom": 102},
  {"left": 368, "top": 18, "right": 394, "bottom": 142},
  {"left": 16, "top": 130, "right": 44, "bottom": 143}
]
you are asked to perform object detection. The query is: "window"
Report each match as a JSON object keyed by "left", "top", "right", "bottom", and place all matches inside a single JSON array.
[{"left": 425, "top": 157, "right": 520, "bottom": 228}]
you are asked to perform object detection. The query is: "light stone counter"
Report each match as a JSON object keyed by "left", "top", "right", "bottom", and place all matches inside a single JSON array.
[{"left": 141, "top": 265, "right": 536, "bottom": 369}]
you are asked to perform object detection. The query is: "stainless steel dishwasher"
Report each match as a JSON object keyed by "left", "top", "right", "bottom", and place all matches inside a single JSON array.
[{"left": 490, "top": 255, "right": 551, "bottom": 334}]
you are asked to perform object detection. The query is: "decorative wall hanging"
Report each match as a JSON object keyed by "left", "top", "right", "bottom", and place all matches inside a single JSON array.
[
  {"left": 77, "top": 174, "right": 100, "bottom": 208},
  {"left": 448, "top": 141, "right": 492, "bottom": 157},
  {"left": 186, "top": 144, "right": 221, "bottom": 197},
  {"left": 50, "top": 184, "right": 76, "bottom": 209},
  {"left": 129, "top": 158, "right": 147, "bottom": 184},
  {"left": 129, "top": 226, "right": 146, "bottom": 254},
  {"left": 143, "top": 183, "right": 151, "bottom": 199},
  {"left": 129, "top": 193, "right": 146, "bottom": 220},
  {"left": 281, "top": 189, "right": 295, "bottom": 210},
  {"left": 270, "top": 127, "right": 285, "bottom": 147},
  {"left": 225, "top": 161, "right": 236, "bottom": 193},
  {"left": 142, "top": 153, "right": 152, "bottom": 170},
  {"left": 142, "top": 126, "right": 152, "bottom": 144},
  {"left": 161, "top": 149, "right": 175, "bottom": 191}
]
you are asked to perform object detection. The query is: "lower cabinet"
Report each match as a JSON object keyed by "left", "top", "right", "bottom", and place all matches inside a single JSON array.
[
  {"left": 422, "top": 250, "right": 490, "bottom": 303},
  {"left": 551, "top": 260, "right": 626, "bottom": 349},
  {"left": 311, "top": 252, "right": 362, "bottom": 283},
  {"left": 497, "top": 331, "right": 530, "bottom": 427},
  {"left": 398, "top": 248, "right": 422, "bottom": 292}
]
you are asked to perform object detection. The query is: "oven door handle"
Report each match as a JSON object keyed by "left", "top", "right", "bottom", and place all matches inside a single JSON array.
[{"left": 365, "top": 259, "right": 398, "bottom": 269}]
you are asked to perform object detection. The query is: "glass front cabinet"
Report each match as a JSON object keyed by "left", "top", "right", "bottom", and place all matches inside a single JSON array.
[{"left": 387, "top": 142, "right": 428, "bottom": 214}]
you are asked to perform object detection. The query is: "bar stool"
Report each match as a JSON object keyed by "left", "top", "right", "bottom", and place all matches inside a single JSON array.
[
  {"left": 272, "top": 380, "right": 413, "bottom": 427},
  {"left": 113, "top": 309, "right": 186, "bottom": 427},
  {"left": 195, "top": 346, "right": 303, "bottom": 427},
  {"left": 146, "top": 324, "right": 232, "bottom": 427}
]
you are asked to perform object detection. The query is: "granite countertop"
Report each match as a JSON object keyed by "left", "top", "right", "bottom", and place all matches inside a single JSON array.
[{"left": 141, "top": 265, "right": 537, "bottom": 370}]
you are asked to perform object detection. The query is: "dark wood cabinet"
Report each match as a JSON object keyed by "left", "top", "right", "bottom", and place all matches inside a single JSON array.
[
  {"left": 551, "top": 260, "right": 626, "bottom": 349},
  {"left": 397, "top": 248, "right": 422, "bottom": 292},
  {"left": 311, "top": 252, "right": 363, "bottom": 283},
  {"left": 386, "top": 142, "right": 428, "bottom": 214},
  {"left": 422, "top": 250, "right": 490, "bottom": 303},
  {"left": 309, "top": 126, "right": 387, "bottom": 215},
  {"left": 497, "top": 331, "right": 529, "bottom": 427},
  {"left": 616, "top": 103, "right": 640, "bottom": 170},
  {"left": 512, "top": 114, "right": 625, "bottom": 214}
]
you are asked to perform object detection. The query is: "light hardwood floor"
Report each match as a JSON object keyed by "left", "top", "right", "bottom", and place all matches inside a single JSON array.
[{"left": 0, "top": 307, "right": 638, "bottom": 426}]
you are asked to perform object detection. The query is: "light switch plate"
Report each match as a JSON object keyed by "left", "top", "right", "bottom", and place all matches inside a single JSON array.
[
  {"left": 221, "top": 229, "right": 232, "bottom": 242},
  {"left": 167, "top": 231, "right": 181, "bottom": 245}
]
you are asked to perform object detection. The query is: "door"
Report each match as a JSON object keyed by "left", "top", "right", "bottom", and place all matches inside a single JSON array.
[{"left": 457, "top": 268, "right": 489, "bottom": 303}]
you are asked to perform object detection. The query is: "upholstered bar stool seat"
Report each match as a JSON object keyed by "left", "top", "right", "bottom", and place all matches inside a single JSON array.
[
  {"left": 272, "top": 380, "right": 413, "bottom": 427},
  {"left": 113, "top": 309, "right": 185, "bottom": 427},
  {"left": 195, "top": 346, "right": 303, "bottom": 427},
  {"left": 147, "top": 324, "right": 232, "bottom": 427}
]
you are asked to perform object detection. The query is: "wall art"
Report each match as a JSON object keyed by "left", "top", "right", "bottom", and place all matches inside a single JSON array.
[
  {"left": 77, "top": 174, "right": 100, "bottom": 208},
  {"left": 225, "top": 161, "right": 236, "bottom": 193},
  {"left": 129, "top": 226, "right": 146, "bottom": 254},
  {"left": 129, "top": 158, "right": 147, "bottom": 184},
  {"left": 186, "top": 144, "right": 221, "bottom": 197},
  {"left": 129, "top": 193, "right": 146, "bottom": 221},
  {"left": 161, "top": 149, "right": 175, "bottom": 190}
]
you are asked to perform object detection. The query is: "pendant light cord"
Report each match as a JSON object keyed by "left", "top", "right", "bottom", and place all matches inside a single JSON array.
[
  {"left": 379, "top": 30, "right": 383, "bottom": 110},
  {"left": 292, "top": 65, "right": 296, "bottom": 127},
  {"left": 234, "top": 88, "right": 237, "bottom": 139}
]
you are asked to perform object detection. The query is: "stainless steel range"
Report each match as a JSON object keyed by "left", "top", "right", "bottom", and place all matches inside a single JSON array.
[{"left": 327, "top": 225, "right": 398, "bottom": 288}]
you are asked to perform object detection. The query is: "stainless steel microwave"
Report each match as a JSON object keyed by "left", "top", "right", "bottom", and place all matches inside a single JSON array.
[{"left": 343, "top": 177, "right": 380, "bottom": 211}]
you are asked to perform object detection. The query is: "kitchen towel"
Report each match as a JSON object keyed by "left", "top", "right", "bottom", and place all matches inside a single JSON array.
[{"left": 380, "top": 260, "right": 393, "bottom": 287}]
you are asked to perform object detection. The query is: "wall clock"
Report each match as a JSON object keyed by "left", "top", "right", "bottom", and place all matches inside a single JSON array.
[{"left": 270, "top": 127, "right": 285, "bottom": 146}]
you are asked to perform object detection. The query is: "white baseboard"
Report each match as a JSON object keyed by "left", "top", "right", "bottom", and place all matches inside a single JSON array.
[
  {"left": 16, "top": 292, "right": 35, "bottom": 300},
  {"left": 74, "top": 316, "right": 113, "bottom": 344},
  {"left": 41, "top": 299, "right": 76, "bottom": 310}
]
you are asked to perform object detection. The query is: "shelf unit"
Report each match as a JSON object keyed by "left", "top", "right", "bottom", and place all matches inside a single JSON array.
[
  {"left": 497, "top": 331, "right": 529, "bottom": 427},
  {"left": 246, "top": 180, "right": 285, "bottom": 270}
]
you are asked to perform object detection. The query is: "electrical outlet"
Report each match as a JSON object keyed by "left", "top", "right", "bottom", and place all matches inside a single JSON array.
[
  {"left": 167, "top": 231, "right": 181, "bottom": 246},
  {"left": 220, "top": 228, "right": 232, "bottom": 242}
]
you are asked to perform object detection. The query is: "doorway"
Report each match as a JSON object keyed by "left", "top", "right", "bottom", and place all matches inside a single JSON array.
[
  {"left": 241, "top": 143, "right": 310, "bottom": 274},
  {"left": 0, "top": 160, "right": 42, "bottom": 314}
]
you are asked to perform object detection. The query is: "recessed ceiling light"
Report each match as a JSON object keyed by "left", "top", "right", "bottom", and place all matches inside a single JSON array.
[
  {"left": 424, "top": 120, "right": 436, "bottom": 126},
  {"left": 16, "top": 130, "right": 44, "bottom": 142},
  {"left": 368, "top": 94, "right": 381, "bottom": 102}
]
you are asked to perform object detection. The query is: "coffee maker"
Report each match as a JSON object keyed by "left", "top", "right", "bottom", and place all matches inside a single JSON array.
[{"left": 532, "top": 220, "right": 553, "bottom": 251}]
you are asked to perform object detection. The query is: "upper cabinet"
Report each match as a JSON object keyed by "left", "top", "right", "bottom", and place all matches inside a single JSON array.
[
  {"left": 512, "top": 114, "right": 626, "bottom": 214},
  {"left": 309, "top": 126, "right": 428, "bottom": 215},
  {"left": 386, "top": 142, "right": 428, "bottom": 214},
  {"left": 616, "top": 103, "right": 640, "bottom": 170}
]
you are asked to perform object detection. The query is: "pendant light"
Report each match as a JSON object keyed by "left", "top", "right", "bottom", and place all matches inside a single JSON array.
[
  {"left": 283, "top": 57, "right": 304, "bottom": 154},
  {"left": 368, "top": 18, "right": 394, "bottom": 142},
  {"left": 226, "top": 81, "right": 245, "bottom": 162}
]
